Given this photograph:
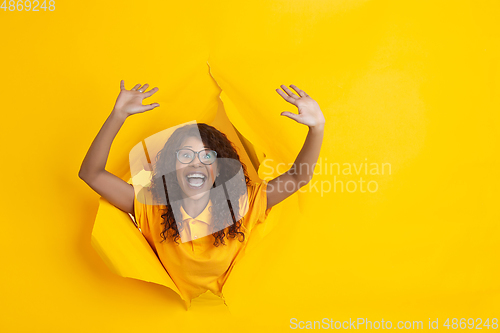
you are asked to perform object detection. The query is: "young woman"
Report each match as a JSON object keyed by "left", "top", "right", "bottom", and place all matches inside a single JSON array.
[{"left": 79, "top": 80, "right": 325, "bottom": 306}]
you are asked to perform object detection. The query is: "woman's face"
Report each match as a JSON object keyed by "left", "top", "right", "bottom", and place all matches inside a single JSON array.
[{"left": 175, "top": 136, "right": 219, "bottom": 201}]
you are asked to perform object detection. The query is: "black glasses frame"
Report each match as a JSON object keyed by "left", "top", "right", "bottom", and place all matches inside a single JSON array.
[{"left": 175, "top": 148, "right": 218, "bottom": 165}]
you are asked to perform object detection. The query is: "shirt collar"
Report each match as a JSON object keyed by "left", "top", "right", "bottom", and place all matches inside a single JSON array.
[{"left": 180, "top": 200, "right": 213, "bottom": 225}]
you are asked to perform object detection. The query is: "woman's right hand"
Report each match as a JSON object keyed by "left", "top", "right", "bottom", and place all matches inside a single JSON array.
[{"left": 112, "top": 80, "right": 160, "bottom": 119}]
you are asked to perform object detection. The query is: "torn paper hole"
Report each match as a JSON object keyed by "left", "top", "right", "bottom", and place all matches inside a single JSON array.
[{"left": 90, "top": 109, "right": 283, "bottom": 310}]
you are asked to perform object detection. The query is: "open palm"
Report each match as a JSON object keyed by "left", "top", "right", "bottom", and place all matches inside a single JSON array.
[
  {"left": 113, "top": 80, "right": 160, "bottom": 117},
  {"left": 276, "top": 84, "right": 325, "bottom": 128}
]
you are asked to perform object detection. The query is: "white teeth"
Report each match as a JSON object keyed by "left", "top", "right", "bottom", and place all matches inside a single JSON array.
[
  {"left": 187, "top": 174, "right": 206, "bottom": 179},
  {"left": 186, "top": 173, "right": 206, "bottom": 188}
]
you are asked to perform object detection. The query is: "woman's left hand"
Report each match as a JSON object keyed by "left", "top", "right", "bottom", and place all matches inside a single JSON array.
[{"left": 276, "top": 84, "right": 325, "bottom": 129}]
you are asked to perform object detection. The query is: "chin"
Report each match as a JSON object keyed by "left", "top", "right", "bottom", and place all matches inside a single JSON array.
[
  {"left": 185, "top": 191, "right": 210, "bottom": 201},
  {"left": 179, "top": 178, "right": 214, "bottom": 200}
]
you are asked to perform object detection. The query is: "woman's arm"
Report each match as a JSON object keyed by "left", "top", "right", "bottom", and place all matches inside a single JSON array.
[
  {"left": 266, "top": 84, "right": 325, "bottom": 210},
  {"left": 78, "top": 80, "right": 160, "bottom": 215}
]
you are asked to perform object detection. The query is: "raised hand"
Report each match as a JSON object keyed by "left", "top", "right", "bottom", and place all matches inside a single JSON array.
[
  {"left": 276, "top": 84, "right": 325, "bottom": 129},
  {"left": 112, "top": 80, "right": 160, "bottom": 118}
]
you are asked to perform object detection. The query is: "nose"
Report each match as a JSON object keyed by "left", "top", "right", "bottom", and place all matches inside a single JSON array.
[{"left": 189, "top": 153, "right": 203, "bottom": 166}]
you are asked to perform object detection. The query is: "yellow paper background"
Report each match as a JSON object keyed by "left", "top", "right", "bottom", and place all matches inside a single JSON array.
[{"left": 1, "top": 0, "right": 499, "bottom": 332}]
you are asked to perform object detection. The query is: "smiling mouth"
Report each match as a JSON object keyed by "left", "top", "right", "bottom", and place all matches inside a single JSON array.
[{"left": 186, "top": 172, "right": 207, "bottom": 188}]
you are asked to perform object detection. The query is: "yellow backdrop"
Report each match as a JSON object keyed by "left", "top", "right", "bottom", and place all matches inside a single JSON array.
[{"left": 1, "top": 0, "right": 499, "bottom": 332}]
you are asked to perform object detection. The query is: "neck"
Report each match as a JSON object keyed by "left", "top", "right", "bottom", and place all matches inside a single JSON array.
[{"left": 181, "top": 192, "right": 210, "bottom": 218}]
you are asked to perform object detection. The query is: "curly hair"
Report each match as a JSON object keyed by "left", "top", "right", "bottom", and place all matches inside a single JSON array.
[{"left": 148, "top": 123, "right": 251, "bottom": 247}]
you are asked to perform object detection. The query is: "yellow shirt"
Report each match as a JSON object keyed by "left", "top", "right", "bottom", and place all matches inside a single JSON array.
[{"left": 133, "top": 180, "right": 272, "bottom": 306}]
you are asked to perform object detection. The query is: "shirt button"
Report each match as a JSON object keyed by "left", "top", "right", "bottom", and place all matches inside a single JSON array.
[
  {"left": 194, "top": 236, "right": 198, "bottom": 239},
  {"left": 191, "top": 220, "right": 196, "bottom": 224}
]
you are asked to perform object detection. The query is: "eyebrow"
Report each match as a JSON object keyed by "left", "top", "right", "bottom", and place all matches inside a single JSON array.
[{"left": 181, "top": 145, "right": 210, "bottom": 149}]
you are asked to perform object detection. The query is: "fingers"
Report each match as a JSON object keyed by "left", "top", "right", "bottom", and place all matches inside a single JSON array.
[
  {"left": 140, "top": 103, "right": 160, "bottom": 112},
  {"left": 280, "top": 85, "right": 300, "bottom": 98},
  {"left": 280, "top": 111, "right": 301, "bottom": 122},
  {"left": 125, "top": 82, "right": 159, "bottom": 94},
  {"left": 276, "top": 87, "right": 296, "bottom": 104},
  {"left": 276, "top": 84, "right": 309, "bottom": 104},
  {"left": 143, "top": 87, "right": 159, "bottom": 97},
  {"left": 290, "top": 84, "right": 309, "bottom": 97},
  {"left": 138, "top": 84, "right": 149, "bottom": 93}
]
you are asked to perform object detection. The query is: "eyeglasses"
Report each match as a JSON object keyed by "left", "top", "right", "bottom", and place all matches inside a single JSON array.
[{"left": 176, "top": 148, "right": 218, "bottom": 165}]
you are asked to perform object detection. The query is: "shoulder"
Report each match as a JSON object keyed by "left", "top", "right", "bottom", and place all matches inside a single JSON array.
[
  {"left": 238, "top": 180, "right": 271, "bottom": 232},
  {"left": 133, "top": 187, "right": 167, "bottom": 233}
]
